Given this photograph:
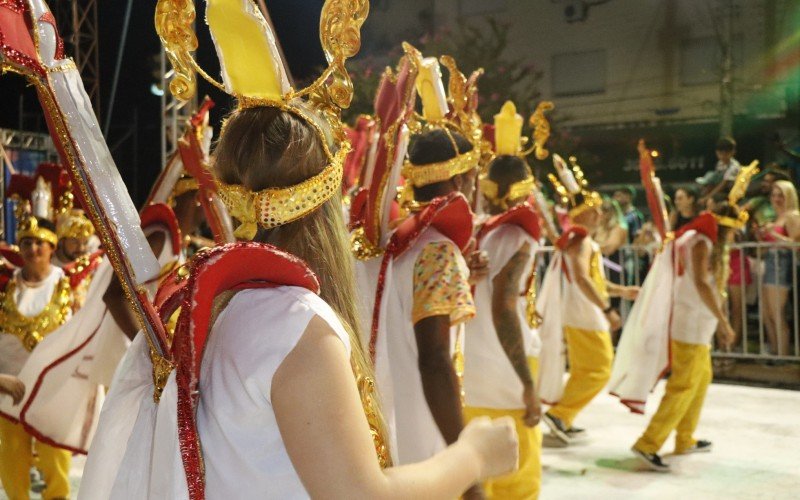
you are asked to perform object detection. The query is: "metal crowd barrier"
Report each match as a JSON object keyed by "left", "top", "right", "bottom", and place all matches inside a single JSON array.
[{"left": 533, "top": 241, "right": 800, "bottom": 363}]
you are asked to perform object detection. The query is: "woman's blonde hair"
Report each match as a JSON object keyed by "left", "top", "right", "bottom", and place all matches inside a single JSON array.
[
  {"left": 773, "top": 180, "right": 799, "bottom": 215},
  {"left": 213, "top": 106, "right": 387, "bottom": 448}
]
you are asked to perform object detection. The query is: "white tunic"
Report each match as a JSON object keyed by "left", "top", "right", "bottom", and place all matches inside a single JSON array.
[
  {"left": 80, "top": 286, "right": 350, "bottom": 500},
  {"left": 671, "top": 232, "right": 718, "bottom": 345},
  {"left": 561, "top": 239, "right": 610, "bottom": 332},
  {"left": 464, "top": 225, "right": 539, "bottom": 410},
  {"left": 0, "top": 266, "right": 66, "bottom": 376},
  {"left": 375, "top": 227, "right": 470, "bottom": 465}
]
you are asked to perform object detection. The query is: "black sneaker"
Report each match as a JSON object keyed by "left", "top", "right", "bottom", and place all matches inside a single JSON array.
[
  {"left": 677, "top": 440, "right": 713, "bottom": 454},
  {"left": 566, "top": 426, "right": 586, "bottom": 439},
  {"left": 542, "top": 412, "right": 571, "bottom": 444},
  {"left": 631, "top": 446, "right": 670, "bottom": 472}
]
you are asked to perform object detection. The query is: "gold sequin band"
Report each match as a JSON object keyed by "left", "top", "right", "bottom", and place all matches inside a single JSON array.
[
  {"left": 216, "top": 145, "right": 348, "bottom": 240},
  {"left": 480, "top": 175, "right": 535, "bottom": 210},
  {"left": 402, "top": 148, "right": 479, "bottom": 188}
]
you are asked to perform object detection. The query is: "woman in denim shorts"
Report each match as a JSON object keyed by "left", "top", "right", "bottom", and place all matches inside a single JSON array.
[{"left": 759, "top": 180, "right": 800, "bottom": 355}]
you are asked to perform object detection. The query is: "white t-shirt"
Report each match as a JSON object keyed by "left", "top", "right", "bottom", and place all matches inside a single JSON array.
[
  {"left": 671, "top": 232, "right": 719, "bottom": 345},
  {"left": 0, "top": 266, "right": 67, "bottom": 375},
  {"left": 464, "top": 225, "right": 539, "bottom": 410}
]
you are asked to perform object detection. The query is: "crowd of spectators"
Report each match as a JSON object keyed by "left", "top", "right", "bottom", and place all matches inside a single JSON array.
[{"left": 592, "top": 137, "right": 800, "bottom": 358}]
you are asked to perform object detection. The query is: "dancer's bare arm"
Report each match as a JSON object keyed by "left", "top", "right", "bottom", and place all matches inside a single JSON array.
[{"left": 273, "top": 316, "right": 518, "bottom": 499}]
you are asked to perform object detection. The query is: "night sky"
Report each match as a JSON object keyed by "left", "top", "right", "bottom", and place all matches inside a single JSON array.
[{"left": 0, "top": 0, "right": 328, "bottom": 204}]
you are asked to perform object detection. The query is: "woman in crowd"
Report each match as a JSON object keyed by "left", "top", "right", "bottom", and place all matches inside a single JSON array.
[
  {"left": 670, "top": 186, "right": 700, "bottom": 230},
  {"left": 758, "top": 180, "right": 800, "bottom": 355}
]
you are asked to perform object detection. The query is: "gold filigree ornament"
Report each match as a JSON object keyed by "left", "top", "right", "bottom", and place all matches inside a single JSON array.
[
  {"left": 479, "top": 100, "right": 552, "bottom": 210},
  {"left": 715, "top": 160, "right": 759, "bottom": 229},
  {"left": 548, "top": 154, "right": 602, "bottom": 219},
  {"left": 399, "top": 43, "right": 482, "bottom": 190},
  {"left": 156, "top": 0, "right": 391, "bottom": 463},
  {"left": 0, "top": 276, "right": 71, "bottom": 351},
  {"left": 155, "top": 0, "right": 367, "bottom": 236}
]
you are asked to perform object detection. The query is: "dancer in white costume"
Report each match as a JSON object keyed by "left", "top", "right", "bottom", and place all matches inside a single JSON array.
[
  {"left": 367, "top": 45, "right": 483, "bottom": 470},
  {"left": 81, "top": 1, "right": 519, "bottom": 498},
  {"left": 0, "top": 213, "right": 74, "bottom": 499},
  {"left": 622, "top": 162, "right": 758, "bottom": 471},
  {"left": 463, "top": 100, "right": 550, "bottom": 499}
]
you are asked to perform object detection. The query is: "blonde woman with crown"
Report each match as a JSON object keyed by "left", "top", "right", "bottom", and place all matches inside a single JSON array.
[{"left": 80, "top": 1, "right": 518, "bottom": 499}]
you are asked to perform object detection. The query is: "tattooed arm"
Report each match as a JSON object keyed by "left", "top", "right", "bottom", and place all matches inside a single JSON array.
[{"left": 490, "top": 242, "right": 540, "bottom": 427}]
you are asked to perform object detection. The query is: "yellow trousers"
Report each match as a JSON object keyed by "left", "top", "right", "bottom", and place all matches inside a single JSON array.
[
  {"left": 463, "top": 358, "right": 542, "bottom": 500},
  {"left": 0, "top": 417, "right": 71, "bottom": 500},
  {"left": 548, "top": 327, "right": 613, "bottom": 428},
  {"left": 634, "top": 340, "right": 712, "bottom": 454}
]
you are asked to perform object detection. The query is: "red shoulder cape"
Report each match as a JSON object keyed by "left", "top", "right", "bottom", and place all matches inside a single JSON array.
[
  {"left": 154, "top": 242, "right": 319, "bottom": 500},
  {"left": 476, "top": 204, "right": 541, "bottom": 245}
]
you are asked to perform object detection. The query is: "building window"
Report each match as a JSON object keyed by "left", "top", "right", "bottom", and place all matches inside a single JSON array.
[
  {"left": 680, "top": 36, "right": 744, "bottom": 86},
  {"left": 552, "top": 50, "right": 607, "bottom": 97},
  {"left": 458, "top": 0, "right": 507, "bottom": 16}
]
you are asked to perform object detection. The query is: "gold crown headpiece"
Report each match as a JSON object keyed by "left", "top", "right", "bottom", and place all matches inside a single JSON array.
[
  {"left": 715, "top": 160, "right": 759, "bottom": 229},
  {"left": 479, "top": 101, "right": 543, "bottom": 209},
  {"left": 155, "top": 0, "right": 368, "bottom": 239},
  {"left": 14, "top": 202, "right": 57, "bottom": 247},
  {"left": 548, "top": 154, "right": 602, "bottom": 219},
  {"left": 400, "top": 43, "right": 481, "bottom": 188},
  {"left": 56, "top": 208, "right": 95, "bottom": 241}
]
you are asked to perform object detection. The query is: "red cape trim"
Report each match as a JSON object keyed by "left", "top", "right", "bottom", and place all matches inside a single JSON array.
[
  {"left": 675, "top": 211, "right": 718, "bottom": 243},
  {"left": 158, "top": 243, "right": 319, "bottom": 500},
  {"left": 368, "top": 193, "right": 473, "bottom": 362},
  {"left": 140, "top": 203, "right": 182, "bottom": 257},
  {"left": 0, "top": 310, "right": 106, "bottom": 455},
  {"left": 476, "top": 204, "right": 541, "bottom": 245},
  {"left": 0, "top": 246, "right": 23, "bottom": 268}
]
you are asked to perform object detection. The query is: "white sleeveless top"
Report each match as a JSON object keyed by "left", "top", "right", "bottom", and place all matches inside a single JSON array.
[
  {"left": 80, "top": 286, "right": 350, "bottom": 500},
  {"left": 561, "top": 238, "right": 610, "bottom": 332},
  {"left": 671, "top": 232, "right": 718, "bottom": 345},
  {"left": 198, "top": 287, "right": 351, "bottom": 499},
  {"left": 464, "top": 225, "right": 539, "bottom": 410}
]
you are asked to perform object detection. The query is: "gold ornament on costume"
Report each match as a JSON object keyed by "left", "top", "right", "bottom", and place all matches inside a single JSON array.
[
  {"left": 400, "top": 43, "right": 481, "bottom": 190},
  {"left": 440, "top": 55, "right": 484, "bottom": 148},
  {"left": 548, "top": 154, "right": 602, "bottom": 219},
  {"left": 480, "top": 100, "right": 545, "bottom": 210},
  {"left": 16, "top": 212, "right": 58, "bottom": 247},
  {"left": 155, "top": 0, "right": 367, "bottom": 235},
  {"left": 0, "top": 275, "right": 71, "bottom": 351},
  {"left": 157, "top": 0, "right": 390, "bottom": 463},
  {"left": 530, "top": 101, "right": 554, "bottom": 161},
  {"left": 56, "top": 209, "right": 95, "bottom": 241},
  {"left": 216, "top": 145, "right": 347, "bottom": 240},
  {"left": 171, "top": 175, "right": 200, "bottom": 200},
  {"left": 715, "top": 160, "right": 759, "bottom": 229}
]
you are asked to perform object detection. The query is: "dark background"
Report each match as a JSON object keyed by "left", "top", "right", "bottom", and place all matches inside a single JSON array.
[{"left": 0, "top": 0, "right": 329, "bottom": 205}]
